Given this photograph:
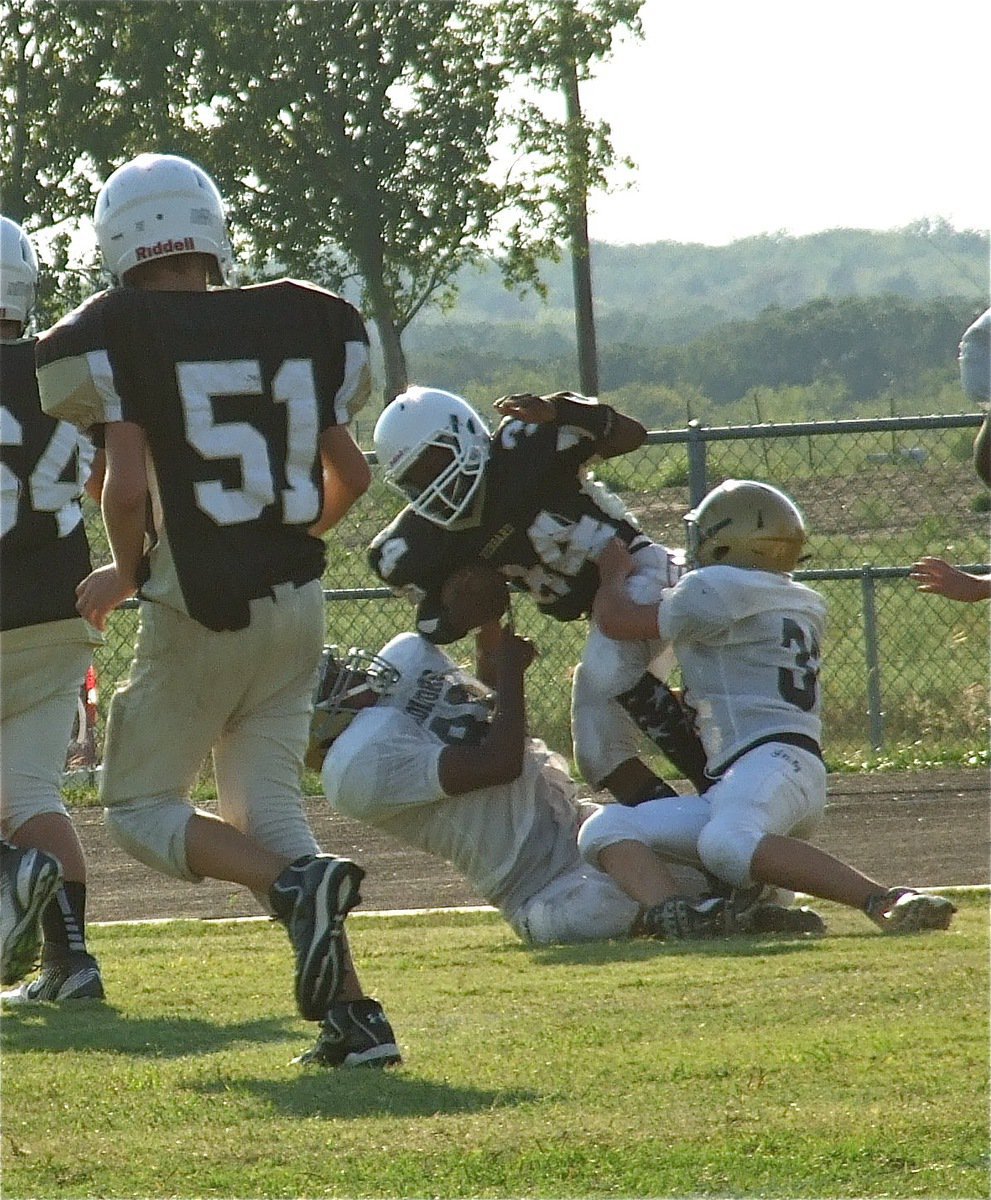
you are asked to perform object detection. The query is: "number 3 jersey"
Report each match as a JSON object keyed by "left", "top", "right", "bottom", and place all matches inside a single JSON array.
[
  {"left": 1, "top": 338, "right": 94, "bottom": 632},
  {"left": 657, "top": 564, "right": 826, "bottom": 775},
  {"left": 35, "top": 280, "right": 371, "bottom": 631},
  {"left": 368, "top": 408, "right": 654, "bottom": 642},
  {"left": 324, "top": 632, "right": 582, "bottom": 917}
]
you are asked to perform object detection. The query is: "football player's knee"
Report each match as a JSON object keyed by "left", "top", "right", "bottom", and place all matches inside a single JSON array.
[
  {"left": 572, "top": 667, "right": 639, "bottom": 787},
  {"left": 1, "top": 788, "right": 68, "bottom": 840},
  {"left": 576, "top": 803, "right": 642, "bottom": 868},
  {"left": 104, "top": 798, "right": 199, "bottom": 882},
  {"left": 696, "top": 820, "right": 761, "bottom": 888}
]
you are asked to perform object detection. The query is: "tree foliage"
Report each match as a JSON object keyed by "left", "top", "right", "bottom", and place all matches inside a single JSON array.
[{"left": 1, "top": 0, "right": 641, "bottom": 403}]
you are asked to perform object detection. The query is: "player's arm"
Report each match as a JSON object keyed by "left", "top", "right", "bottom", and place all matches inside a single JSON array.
[
  {"left": 76, "top": 421, "right": 147, "bottom": 630},
  {"left": 592, "top": 537, "right": 662, "bottom": 641},
  {"left": 910, "top": 556, "right": 991, "bottom": 602},
  {"left": 493, "top": 390, "right": 646, "bottom": 461},
  {"left": 309, "top": 425, "right": 371, "bottom": 536},
  {"left": 436, "top": 626, "right": 536, "bottom": 796},
  {"left": 83, "top": 446, "right": 106, "bottom": 503}
]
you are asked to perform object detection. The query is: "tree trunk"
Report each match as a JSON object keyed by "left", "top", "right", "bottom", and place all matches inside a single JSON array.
[
  {"left": 354, "top": 225, "right": 410, "bottom": 407},
  {"left": 561, "top": 53, "right": 599, "bottom": 398}
]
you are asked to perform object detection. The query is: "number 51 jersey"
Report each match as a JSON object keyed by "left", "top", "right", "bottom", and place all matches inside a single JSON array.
[{"left": 36, "top": 280, "right": 371, "bottom": 631}]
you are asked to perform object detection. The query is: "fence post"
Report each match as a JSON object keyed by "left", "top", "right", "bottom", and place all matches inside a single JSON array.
[
  {"left": 860, "top": 564, "right": 885, "bottom": 752},
  {"left": 686, "top": 419, "right": 707, "bottom": 506}
]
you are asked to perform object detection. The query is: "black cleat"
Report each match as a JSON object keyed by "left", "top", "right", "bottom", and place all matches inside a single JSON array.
[
  {"left": 294, "top": 998, "right": 402, "bottom": 1069},
  {"left": 270, "top": 855, "right": 365, "bottom": 1020}
]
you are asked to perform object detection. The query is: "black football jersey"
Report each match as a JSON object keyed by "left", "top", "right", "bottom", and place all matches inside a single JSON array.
[
  {"left": 36, "top": 280, "right": 371, "bottom": 631},
  {"left": 1, "top": 338, "right": 93, "bottom": 631},
  {"left": 369, "top": 411, "right": 650, "bottom": 642}
]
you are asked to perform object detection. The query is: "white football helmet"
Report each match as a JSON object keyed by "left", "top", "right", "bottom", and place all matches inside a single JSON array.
[
  {"left": 373, "top": 386, "right": 491, "bottom": 527},
  {"left": 685, "top": 479, "right": 807, "bottom": 572},
  {"left": 0, "top": 216, "right": 39, "bottom": 326},
  {"left": 305, "top": 645, "right": 400, "bottom": 769},
  {"left": 94, "top": 153, "right": 233, "bottom": 284}
]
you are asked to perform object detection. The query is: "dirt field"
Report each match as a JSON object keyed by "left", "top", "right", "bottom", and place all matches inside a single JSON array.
[{"left": 79, "top": 768, "right": 988, "bottom": 924}]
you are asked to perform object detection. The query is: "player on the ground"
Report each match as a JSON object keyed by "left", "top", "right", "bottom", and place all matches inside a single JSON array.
[
  {"left": 309, "top": 562, "right": 823, "bottom": 946},
  {"left": 33, "top": 153, "right": 399, "bottom": 1066},
  {"left": 0, "top": 215, "right": 105, "bottom": 1003},
  {"left": 581, "top": 479, "right": 957, "bottom": 938},
  {"left": 369, "top": 387, "right": 708, "bottom": 809}
]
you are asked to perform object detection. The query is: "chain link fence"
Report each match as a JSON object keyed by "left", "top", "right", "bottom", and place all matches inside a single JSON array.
[{"left": 81, "top": 412, "right": 989, "bottom": 775}]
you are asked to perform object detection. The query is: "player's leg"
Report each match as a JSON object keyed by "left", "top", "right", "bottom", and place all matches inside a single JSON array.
[
  {"left": 513, "top": 862, "right": 641, "bottom": 944},
  {"left": 571, "top": 654, "right": 682, "bottom": 803},
  {"left": 1, "top": 636, "right": 103, "bottom": 1003},
  {"left": 574, "top": 623, "right": 710, "bottom": 793},
  {"left": 219, "top": 581, "right": 398, "bottom": 1056}
]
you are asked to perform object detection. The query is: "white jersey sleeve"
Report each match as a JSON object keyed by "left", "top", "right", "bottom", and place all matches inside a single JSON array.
[
  {"left": 658, "top": 565, "right": 826, "bottom": 774},
  {"left": 324, "top": 705, "right": 445, "bottom": 821},
  {"left": 323, "top": 630, "right": 581, "bottom": 912}
]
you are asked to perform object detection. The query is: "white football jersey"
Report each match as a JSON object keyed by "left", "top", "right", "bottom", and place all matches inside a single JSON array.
[
  {"left": 323, "top": 633, "right": 580, "bottom": 916},
  {"left": 657, "top": 565, "right": 826, "bottom": 775}
]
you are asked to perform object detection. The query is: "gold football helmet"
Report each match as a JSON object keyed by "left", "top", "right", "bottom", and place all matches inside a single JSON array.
[{"left": 685, "top": 480, "right": 807, "bottom": 572}]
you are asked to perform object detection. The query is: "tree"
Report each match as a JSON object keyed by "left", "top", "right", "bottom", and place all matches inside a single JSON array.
[
  {"left": 3, "top": 0, "right": 641, "bottom": 405},
  {"left": 494, "top": 0, "right": 644, "bottom": 396},
  {"left": 183, "top": 0, "right": 545, "bottom": 404},
  {"left": 0, "top": 0, "right": 220, "bottom": 322}
]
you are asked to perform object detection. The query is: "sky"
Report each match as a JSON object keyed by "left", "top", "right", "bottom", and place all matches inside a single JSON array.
[{"left": 579, "top": 0, "right": 990, "bottom": 246}]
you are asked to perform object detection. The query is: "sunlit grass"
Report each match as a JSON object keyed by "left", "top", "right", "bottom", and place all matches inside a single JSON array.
[{"left": 2, "top": 896, "right": 987, "bottom": 1198}]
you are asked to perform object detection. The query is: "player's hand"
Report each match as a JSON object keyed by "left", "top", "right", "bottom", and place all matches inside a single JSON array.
[
  {"left": 494, "top": 626, "right": 539, "bottom": 675},
  {"left": 492, "top": 393, "right": 556, "bottom": 424},
  {"left": 909, "top": 556, "right": 991, "bottom": 602},
  {"left": 75, "top": 564, "right": 136, "bottom": 631},
  {"left": 596, "top": 537, "right": 635, "bottom": 583}
]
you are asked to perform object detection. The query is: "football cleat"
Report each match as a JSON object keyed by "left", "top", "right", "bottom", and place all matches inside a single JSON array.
[
  {"left": 269, "top": 855, "right": 365, "bottom": 1021},
  {"left": 1, "top": 953, "right": 104, "bottom": 1004},
  {"left": 728, "top": 884, "right": 826, "bottom": 936},
  {"left": 865, "top": 887, "right": 956, "bottom": 934},
  {"left": 1, "top": 842, "right": 63, "bottom": 985},
  {"left": 642, "top": 895, "right": 731, "bottom": 940},
  {"left": 294, "top": 997, "right": 402, "bottom": 1069}
]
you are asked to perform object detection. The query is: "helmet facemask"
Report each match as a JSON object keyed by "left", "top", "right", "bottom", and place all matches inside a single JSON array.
[
  {"left": 394, "top": 432, "right": 488, "bottom": 527},
  {"left": 374, "top": 386, "right": 491, "bottom": 529},
  {"left": 305, "top": 646, "right": 400, "bottom": 769}
]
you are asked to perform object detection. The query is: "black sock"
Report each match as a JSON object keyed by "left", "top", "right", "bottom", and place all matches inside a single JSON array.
[
  {"left": 616, "top": 673, "right": 711, "bottom": 793},
  {"left": 41, "top": 880, "right": 89, "bottom": 959}
]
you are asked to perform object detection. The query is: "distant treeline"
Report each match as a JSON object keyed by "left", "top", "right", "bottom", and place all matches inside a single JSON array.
[
  {"left": 399, "top": 294, "right": 983, "bottom": 414},
  {"left": 382, "top": 226, "right": 987, "bottom": 420}
]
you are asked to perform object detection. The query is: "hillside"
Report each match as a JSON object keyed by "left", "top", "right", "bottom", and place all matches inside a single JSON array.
[
  {"left": 406, "top": 223, "right": 987, "bottom": 352},
  {"left": 382, "top": 224, "right": 988, "bottom": 421}
]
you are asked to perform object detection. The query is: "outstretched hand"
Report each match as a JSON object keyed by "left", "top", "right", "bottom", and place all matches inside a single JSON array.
[
  {"left": 909, "top": 556, "right": 991, "bottom": 603},
  {"left": 492, "top": 393, "right": 557, "bottom": 424}
]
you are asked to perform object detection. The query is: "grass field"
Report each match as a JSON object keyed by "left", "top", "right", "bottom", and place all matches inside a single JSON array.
[{"left": 2, "top": 894, "right": 987, "bottom": 1199}]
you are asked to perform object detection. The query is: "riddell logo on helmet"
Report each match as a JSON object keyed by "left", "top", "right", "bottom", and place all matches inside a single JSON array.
[{"left": 135, "top": 237, "right": 195, "bottom": 261}]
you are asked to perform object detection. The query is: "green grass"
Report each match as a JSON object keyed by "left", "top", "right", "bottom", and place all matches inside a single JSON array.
[{"left": 2, "top": 896, "right": 987, "bottom": 1198}]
